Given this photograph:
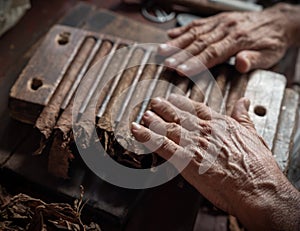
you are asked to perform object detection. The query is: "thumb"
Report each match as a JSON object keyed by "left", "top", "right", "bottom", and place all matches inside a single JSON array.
[
  {"left": 231, "top": 97, "right": 256, "bottom": 132},
  {"left": 235, "top": 50, "right": 281, "bottom": 73}
]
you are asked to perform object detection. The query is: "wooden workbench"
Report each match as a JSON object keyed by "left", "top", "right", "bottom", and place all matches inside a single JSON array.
[{"left": 0, "top": 1, "right": 299, "bottom": 231}]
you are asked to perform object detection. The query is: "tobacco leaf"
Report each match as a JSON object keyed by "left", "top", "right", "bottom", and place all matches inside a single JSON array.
[{"left": 0, "top": 186, "right": 101, "bottom": 231}]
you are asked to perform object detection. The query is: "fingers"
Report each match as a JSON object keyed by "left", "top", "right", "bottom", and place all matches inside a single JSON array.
[
  {"left": 167, "top": 17, "right": 218, "bottom": 38},
  {"left": 164, "top": 29, "right": 228, "bottom": 68},
  {"left": 168, "top": 94, "right": 214, "bottom": 120},
  {"left": 131, "top": 122, "right": 179, "bottom": 160},
  {"left": 177, "top": 37, "right": 237, "bottom": 76},
  {"left": 131, "top": 122, "right": 195, "bottom": 170},
  {"left": 235, "top": 49, "right": 283, "bottom": 73},
  {"left": 142, "top": 110, "right": 193, "bottom": 146},
  {"left": 158, "top": 33, "right": 195, "bottom": 56},
  {"left": 231, "top": 98, "right": 256, "bottom": 132},
  {"left": 159, "top": 20, "right": 219, "bottom": 57},
  {"left": 167, "top": 24, "right": 191, "bottom": 39},
  {"left": 150, "top": 97, "right": 200, "bottom": 131}
]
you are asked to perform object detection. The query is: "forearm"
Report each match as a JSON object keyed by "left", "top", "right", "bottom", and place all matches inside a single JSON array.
[
  {"left": 236, "top": 175, "right": 300, "bottom": 231},
  {"left": 271, "top": 3, "right": 300, "bottom": 47}
]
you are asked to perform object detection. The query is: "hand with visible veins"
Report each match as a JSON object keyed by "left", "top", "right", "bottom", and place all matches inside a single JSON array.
[
  {"left": 131, "top": 94, "right": 300, "bottom": 231},
  {"left": 158, "top": 3, "right": 300, "bottom": 76}
]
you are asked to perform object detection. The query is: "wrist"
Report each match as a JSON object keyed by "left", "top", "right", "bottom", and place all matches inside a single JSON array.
[{"left": 234, "top": 174, "right": 300, "bottom": 231}]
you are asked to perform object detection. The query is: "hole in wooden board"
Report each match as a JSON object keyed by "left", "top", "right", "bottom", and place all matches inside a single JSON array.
[
  {"left": 56, "top": 32, "right": 70, "bottom": 45},
  {"left": 254, "top": 105, "right": 267, "bottom": 117},
  {"left": 31, "top": 78, "right": 43, "bottom": 90}
]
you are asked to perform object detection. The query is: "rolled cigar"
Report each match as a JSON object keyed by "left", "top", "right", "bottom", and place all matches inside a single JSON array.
[
  {"left": 151, "top": 69, "right": 173, "bottom": 99},
  {"left": 48, "top": 100, "right": 75, "bottom": 179},
  {"left": 170, "top": 74, "right": 190, "bottom": 96},
  {"left": 48, "top": 41, "right": 114, "bottom": 178},
  {"left": 115, "top": 60, "right": 158, "bottom": 167},
  {"left": 97, "top": 48, "right": 145, "bottom": 132},
  {"left": 189, "top": 71, "right": 213, "bottom": 103},
  {"left": 96, "top": 48, "right": 145, "bottom": 161},
  {"left": 73, "top": 41, "right": 114, "bottom": 149},
  {"left": 206, "top": 66, "right": 229, "bottom": 113},
  {"left": 34, "top": 37, "right": 96, "bottom": 154},
  {"left": 225, "top": 71, "right": 248, "bottom": 116}
]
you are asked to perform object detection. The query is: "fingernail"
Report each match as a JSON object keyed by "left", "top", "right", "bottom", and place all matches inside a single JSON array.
[
  {"left": 165, "top": 57, "right": 176, "bottom": 65},
  {"left": 159, "top": 44, "right": 169, "bottom": 50},
  {"left": 151, "top": 97, "right": 162, "bottom": 105},
  {"left": 131, "top": 122, "right": 141, "bottom": 131},
  {"left": 178, "top": 64, "right": 188, "bottom": 71},
  {"left": 168, "top": 93, "right": 177, "bottom": 100},
  {"left": 241, "top": 54, "right": 251, "bottom": 73},
  {"left": 144, "top": 110, "right": 155, "bottom": 118},
  {"left": 244, "top": 98, "right": 250, "bottom": 109}
]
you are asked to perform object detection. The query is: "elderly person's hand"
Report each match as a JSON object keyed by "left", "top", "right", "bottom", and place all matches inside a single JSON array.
[
  {"left": 131, "top": 94, "right": 300, "bottom": 230},
  {"left": 159, "top": 3, "right": 300, "bottom": 76}
]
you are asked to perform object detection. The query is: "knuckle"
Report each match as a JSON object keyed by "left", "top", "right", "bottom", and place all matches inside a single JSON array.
[
  {"left": 172, "top": 112, "right": 181, "bottom": 124},
  {"left": 193, "top": 40, "right": 207, "bottom": 51},
  {"left": 197, "top": 137, "right": 208, "bottom": 148},
  {"left": 188, "top": 27, "right": 200, "bottom": 40},
  {"left": 158, "top": 105, "right": 171, "bottom": 117},
  {"left": 233, "top": 30, "right": 248, "bottom": 41},
  {"left": 205, "top": 45, "right": 220, "bottom": 60},
  {"left": 161, "top": 137, "right": 173, "bottom": 150},
  {"left": 199, "top": 121, "right": 212, "bottom": 135},
  {"left": 166, "top": 122, "right": 179, "bottom": 131},
  {"left": 166, "top": 122, "right": 180, "bottom": 137},
  {"left": 189, "top": 27, "right": 197, "bottom": 35},
  {"left": 191, "top": 20, "right": 199, "bottom": 27},
  {"left": 140, "top": 131, "right": 151, "bottom": 142},
  {"left": 195, "top": 103, "right": 211, "bottom": 120},
  {"left": 149, "top": 120, "right": 161, "bottom": 130}
]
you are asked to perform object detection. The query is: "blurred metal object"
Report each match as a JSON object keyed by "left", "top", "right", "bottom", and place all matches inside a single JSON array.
[
  {"left": 0, "top": 0, "right": 31, "bottom": 37},
  {"left": 141, "top": 1, "right": 175, "bottom": 23},
  {"left": 208, "top": 0, "right": 263, "bottom": 11}
]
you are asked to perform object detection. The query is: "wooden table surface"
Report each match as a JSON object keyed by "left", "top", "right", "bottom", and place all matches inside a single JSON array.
[
  {"left": 0, "top": 1, "right": 213, "bottom": 230},
  {"left": 0, "top": 1, "right": 299, "bottom": 231}
]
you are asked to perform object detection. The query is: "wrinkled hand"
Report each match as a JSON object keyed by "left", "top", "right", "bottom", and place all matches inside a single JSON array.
[
  {"left": 131, "top": 94, "right": 300, "bottom": 230},
  {"left": 159, "top": 3, "right": 297, "bottom": 75}
]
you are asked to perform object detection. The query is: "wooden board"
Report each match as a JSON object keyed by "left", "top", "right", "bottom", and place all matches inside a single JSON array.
[
  {"left": 9, "top": 26, "right": 297, "bottom": 172},
  {"left": 2, "top": 3, "right": 299, "bottom": 231},
  {"left": 2, "top": 5, "right": 200, "bottom": 231}
]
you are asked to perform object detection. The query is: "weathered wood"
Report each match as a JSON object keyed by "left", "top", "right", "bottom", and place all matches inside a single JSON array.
[
  {"left": 9, "top": 24, "right": 297, "bottom": 172},
  {"left": 225, "top": 72, "right": 248, "bottom": 116},
  {"left": 97, "top": 48, "right": 144, "bottom": 131},
  {"left": 272, "top": 89, "right": 299, "bottom": 173},
  {"left": 48, "top": 99, "right": 75, "bottom": 179},
  {"left": 73, "top": 40, "right": 114, "bottom": 149},
  {"left": 206, "top": 68, "right": 229, "bottom": 113},
  {"left": 244, "top": 70, "right": 286, "bottom": 150},
  {"left": 84, "top": 9, "right": 168, "bottom": 43},
  {"left": 9, "top": 26, "right": 87, "bottom": 124},
  {"left": 3, "top": 5, "right": 300, "bottom": 231},
  {"left": 34, "top": 36, "right": 96, "bottom": 154}
]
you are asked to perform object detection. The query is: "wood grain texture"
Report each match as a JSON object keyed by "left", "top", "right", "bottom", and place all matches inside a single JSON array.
[
  {"left": 3, "top": 4, "right": 299, "bottom": 231},
  {"left": 272, "top": 89, "right": 299, "bottom": 173},
  {"left": 9, "top": 26, "right": 86, "bottom": 123},
  {"left": 244, "top": 70, "right": 286, "bottom": 150}
]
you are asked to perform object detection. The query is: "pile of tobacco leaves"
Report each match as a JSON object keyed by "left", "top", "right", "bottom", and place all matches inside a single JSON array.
[{"left": 0, "top": 185, "right": 101, "bottom": 231}]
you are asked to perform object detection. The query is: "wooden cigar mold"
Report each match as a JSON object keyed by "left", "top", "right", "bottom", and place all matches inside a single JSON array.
[{"left": 9, "top": 25, "right": 298, "bottom": 179}]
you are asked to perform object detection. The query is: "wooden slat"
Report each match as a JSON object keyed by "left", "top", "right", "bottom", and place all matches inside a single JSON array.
[
  {"left": 244, "top": 70, "right": 286, "bottom": 150},
  {"left": 272, "top": 89, "right": 299, "bottom": 172},
  {"left": 9, "top": 26, "right": 86, "bottom": 123},
  {"left": 3, "top": 5, "right": 299, "bottom": 231}
]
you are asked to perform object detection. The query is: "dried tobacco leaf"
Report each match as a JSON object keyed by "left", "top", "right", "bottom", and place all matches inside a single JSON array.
[{"left": 0, "top": 185, "right": 101, "bottom": 231}]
